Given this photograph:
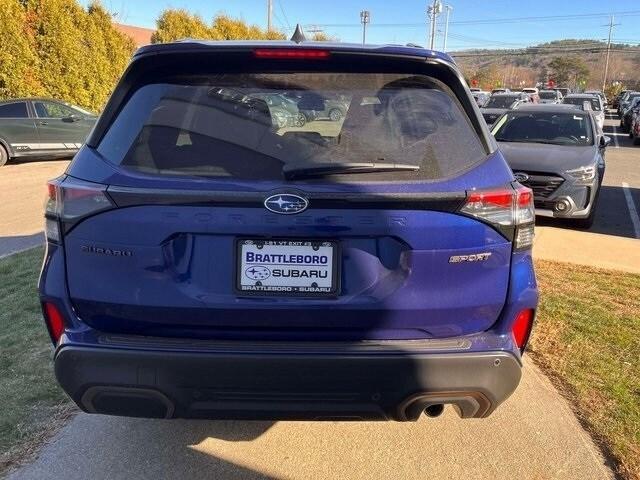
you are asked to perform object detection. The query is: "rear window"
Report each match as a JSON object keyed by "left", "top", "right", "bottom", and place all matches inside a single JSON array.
[
  {"left": 0, "top": 102, "right": 28, "bottom": 118},
  {"left": 97, "top": 73, "right": 486, "bottom": 182},
  {"left": 563, "top": 97, "right": 601, "bottom": 111},
  {"left": 539, "top": 91, "right": 557, "bottom": 99},
  {"left": 485, "top": 96, "right": 518, "bottom": 109}
]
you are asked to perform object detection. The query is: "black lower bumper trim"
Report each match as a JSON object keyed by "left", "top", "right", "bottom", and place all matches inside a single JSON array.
[{"left": 55, "top": 345, "right": 521, "bottom": 421}]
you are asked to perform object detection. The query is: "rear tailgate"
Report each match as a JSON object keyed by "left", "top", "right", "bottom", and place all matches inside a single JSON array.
[{"left": 64, "top": 178, "right": 512, "bottom": 340}]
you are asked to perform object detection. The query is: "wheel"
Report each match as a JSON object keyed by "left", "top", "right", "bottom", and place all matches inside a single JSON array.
[
  {"left": 294, "top": 113, "right": 306, "bottom": 127},
  {"left": 329, "top": 108, "right": 343, "bottom": 122},
  {"left": 0, "top": 144, "right": 8, "bottom": 167}
]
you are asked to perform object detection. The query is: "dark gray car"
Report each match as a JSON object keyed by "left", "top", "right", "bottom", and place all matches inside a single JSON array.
[
  {"left": 0, "top": 98, "right": 97, "bottom": 166},
  {"left": 480, "top": 93, "right": 529, "bottom": 126},
  {"left": 492, "top": 104, "right": 608, "bottom": 228}
]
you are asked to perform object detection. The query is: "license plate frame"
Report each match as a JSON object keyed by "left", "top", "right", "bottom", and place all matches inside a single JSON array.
[{"left": 235, "top": 238, "right": 340, "bottom": 298}]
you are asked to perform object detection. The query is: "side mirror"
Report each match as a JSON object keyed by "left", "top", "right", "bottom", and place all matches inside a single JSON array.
[
  {"left": 600, "top": 136, "right": 611, "bottom": 148},
  {"left": 62, "top": 114, "right": 80, "bottom": 123}
]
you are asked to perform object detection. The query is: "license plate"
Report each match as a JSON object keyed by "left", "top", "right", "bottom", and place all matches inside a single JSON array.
[{"left": 237, "top": 239, "right": 339, "bottom": 297}]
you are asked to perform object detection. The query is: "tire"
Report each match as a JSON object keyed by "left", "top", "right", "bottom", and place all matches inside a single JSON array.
[
  {"left": 329, "top": 108, "right": 343, "bottom": 122},
  {"left": 573, "top": 213, "right": 595, "bottom": 229},
  {"left": 0, "top": 144, "right": 8, "bottom": 167}
]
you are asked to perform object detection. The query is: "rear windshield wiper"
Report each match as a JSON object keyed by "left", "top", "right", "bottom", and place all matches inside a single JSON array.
[{"left": 283, "top": 162, "right": 419, "bottom": 180}]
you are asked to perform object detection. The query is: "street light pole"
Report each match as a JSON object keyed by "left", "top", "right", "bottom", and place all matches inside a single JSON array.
[
  {"left": 442, "top": 5, "right": 452, "bottom": 52},
  {"left": 360, "top": 10, "right": 370, "bottom": 45},
  {"left": 428, "top": 0, "right": 443, "bottom": 50},
  {"left": 267, "top": 0, "right": 273, "bottom": 31}
]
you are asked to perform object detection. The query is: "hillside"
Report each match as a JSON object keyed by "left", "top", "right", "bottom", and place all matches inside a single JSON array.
[{"left": 450, "top": 39, "right": 640, "bottom": 90}]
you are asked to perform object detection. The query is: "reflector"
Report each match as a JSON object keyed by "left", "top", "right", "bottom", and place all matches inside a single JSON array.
[
  {"left": 512, "top": 309, "right": 534, "bottom": 350},
  {"left": 43, "top": 302, "right": 65, "bottom": 343}
]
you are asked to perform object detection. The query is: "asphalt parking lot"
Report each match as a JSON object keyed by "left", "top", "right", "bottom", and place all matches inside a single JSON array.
[
  {"left": 533, "top": 112, "right": 640, "bottom": 272},
  {"left": 2, "top": 113, "right": 638, "bottom": 479}
]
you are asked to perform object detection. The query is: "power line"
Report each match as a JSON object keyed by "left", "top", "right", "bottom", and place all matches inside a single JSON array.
[
  {"left": 271, "top": 9, "right": 287, "bottom": 33},
  {"left": 276, "top": 0, "right": 291, "bottom": 32},
  {"left": 444, "top": 33, "right": 625, "bottom": 48},
  {"left": 449, "top": 10, "right": 640, "bottom": 25},
  {"left": 305, "top": 9, "right": 640, "bottom": 29}
]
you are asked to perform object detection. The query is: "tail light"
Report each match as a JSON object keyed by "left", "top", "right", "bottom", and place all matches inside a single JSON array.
[
  {"left": 460, "top": 183, "right": 535, "bottom": 250},
  {"left": 512, "top": 309, "right": 535, "bottom": 352},
  {"left": 42, "top": 302, "right": 65, "bottom": 344},
  {"left": 45, "top": 176, "right": 113, "bottom": 242}
]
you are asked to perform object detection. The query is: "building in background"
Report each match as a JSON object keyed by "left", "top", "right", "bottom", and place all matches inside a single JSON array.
[{"left": 114, "top": 23, "right": 154, "bottom": 47}]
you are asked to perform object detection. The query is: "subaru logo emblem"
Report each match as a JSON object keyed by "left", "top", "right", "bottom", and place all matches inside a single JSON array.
[
  {"left": 264, "top": 193, "right": 308, "bottom": 215},
  {"left": 245, "top": 265, "right": 271, "bottom": 280},
  {"left": 514, "top": 172, "right": 530, "bottom": 183}
]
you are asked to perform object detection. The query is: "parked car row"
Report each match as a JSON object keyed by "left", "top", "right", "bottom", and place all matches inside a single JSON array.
[
  {"left": 471, "top": 83, "right": 610, "bottom": 228},
  {"left": 212, "top": 88, "right": 349, "bottom": 129},
  {"left": 616, "top": 90, "right": 640, "bottom": 145},
  {"left": 478, "top": 89, "right": 606, "bottom": 131}
]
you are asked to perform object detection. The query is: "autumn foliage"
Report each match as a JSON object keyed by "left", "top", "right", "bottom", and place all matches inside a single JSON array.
[
  {"left": 0, "top": 2, "right": 289, "bottom": 111},
  {"left": 151, "top": 10, "right": 286, "bottom": 43},
  {"left": 0, "top": 0, "right": 135, "bottom": 111}
]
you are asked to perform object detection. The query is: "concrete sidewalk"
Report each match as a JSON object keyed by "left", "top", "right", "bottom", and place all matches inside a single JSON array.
[
  {"left": 0, "top": 232, "right": 43, "bottom": 259},
  {"left": 7, "top": 357, "right": 614, "bottom": 480},
  {"left": 534, "top": 225, "right": 640, "bottom": 274}
]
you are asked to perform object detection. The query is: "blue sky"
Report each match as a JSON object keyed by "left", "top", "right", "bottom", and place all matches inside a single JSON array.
[{"left": 89, "top": 0, "right": 640, "bottom": 50}]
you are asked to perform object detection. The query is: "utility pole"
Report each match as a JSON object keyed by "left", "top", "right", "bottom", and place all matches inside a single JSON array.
[
  {"left": 360, "top": 10, "right": 370, "bottom": 45},
  {"left": 427, "top": 0, "right": 443, "bottom": 50},
  {"left": 267, "top": 0, "right": 273, "bottom": 32},
  {"left": 442, "top": 5, "right": 452, "bottom": 52},
  {"left": 602, "top": 15, "right": 619, "bottom": 93}
]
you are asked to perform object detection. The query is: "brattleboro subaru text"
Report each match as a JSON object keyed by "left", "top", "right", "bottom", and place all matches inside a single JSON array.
[{"left": 39, "top": 41, "right": 538, "bottom": 421}]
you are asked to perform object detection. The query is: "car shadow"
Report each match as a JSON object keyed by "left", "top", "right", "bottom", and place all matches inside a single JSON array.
[
  {"left": 536, "top": 185, "right": 639, "bottom": 239},
  {"left": 9, "top": 415, "right": 281, "bottom": 479}
]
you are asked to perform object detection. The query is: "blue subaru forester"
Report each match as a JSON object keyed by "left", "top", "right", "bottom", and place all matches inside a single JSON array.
[{"left": 39, "top": 40, "right": 538, "bottom": 421}]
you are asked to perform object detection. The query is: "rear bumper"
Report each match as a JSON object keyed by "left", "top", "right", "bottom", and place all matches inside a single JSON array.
[{"left": 55, "top": 340, "right": 522, "bottom": 421}]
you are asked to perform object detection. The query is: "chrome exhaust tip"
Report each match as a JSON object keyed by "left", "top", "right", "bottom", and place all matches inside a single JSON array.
[{"left": 424, "top": 403, "right": 445, "bottom": 418}]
